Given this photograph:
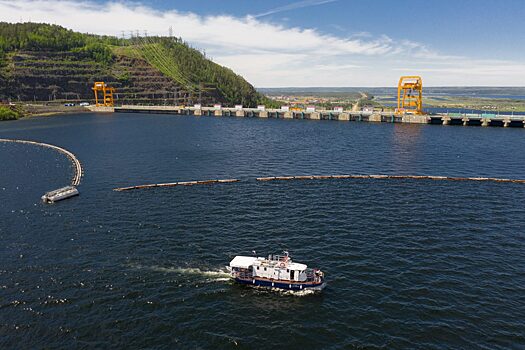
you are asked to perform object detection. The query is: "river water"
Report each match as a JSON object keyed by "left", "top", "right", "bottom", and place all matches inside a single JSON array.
[{"left": 1, "top": 113, "right": 524, "bottom": 349}]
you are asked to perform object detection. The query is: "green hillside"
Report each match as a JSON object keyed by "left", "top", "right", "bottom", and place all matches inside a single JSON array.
[{"left": 0, "top": 22, "right": 272, "bottom": 107}]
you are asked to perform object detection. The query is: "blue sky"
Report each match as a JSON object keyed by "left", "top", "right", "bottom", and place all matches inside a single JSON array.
[
  {"left": 1, "top": 0, "right": 524, "bottom": 86},
  {"left": 93, "top": 0, "right": 525, "bottom": 60}
]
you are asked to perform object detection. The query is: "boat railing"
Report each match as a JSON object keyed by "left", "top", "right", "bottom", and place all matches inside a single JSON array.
[
  {"left": 306, "top": 269, "right": 322, "bottom": 283},
  {"left": 235, "top": 271, "right": 253, "bottom": 279},
  {"left": 268, "top": 254, "right": 290, "bottom": 263}
]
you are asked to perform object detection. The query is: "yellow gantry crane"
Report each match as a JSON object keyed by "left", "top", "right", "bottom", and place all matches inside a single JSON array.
[
  {"left": 92, "top": 81, "right": 116, "bottom": 107},
  {"left": 397, "top": 76, "right": 423, "bottom": 114}
]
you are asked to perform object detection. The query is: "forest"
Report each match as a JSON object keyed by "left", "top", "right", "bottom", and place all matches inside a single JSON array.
[{"left": 0, "top": 22, "right": 274, "bottom": 107}]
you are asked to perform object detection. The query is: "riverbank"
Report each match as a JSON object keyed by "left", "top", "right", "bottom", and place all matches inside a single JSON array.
[
  {"left": 0, "top": 103, "right": 91, "bottom": 120},
  {"left": 23, "top": 104, "right": 90, "bottom": 117}
]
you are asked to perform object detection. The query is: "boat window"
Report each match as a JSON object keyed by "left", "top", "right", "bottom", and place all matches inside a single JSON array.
[
  {"left": 287, "top": 269, "right": 289, "bottom": 273},
  {"left": 264, "top": 267, "right": 267, "bottom": 271},
  {"left": 257, "top": 266, "right": 259, "bottom": 270}
]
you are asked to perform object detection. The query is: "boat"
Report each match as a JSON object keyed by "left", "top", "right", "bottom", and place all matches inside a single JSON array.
[
  {"left": 228, "top": 252, "right": 325, "bottom": 291},
  {"left": 41, "top": 186, "right": 79, "bottom": 203}
]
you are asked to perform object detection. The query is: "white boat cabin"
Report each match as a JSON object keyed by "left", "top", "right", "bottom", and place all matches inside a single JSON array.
[{"left": 229, "top": 254, "right": 309, "bottom": 282}]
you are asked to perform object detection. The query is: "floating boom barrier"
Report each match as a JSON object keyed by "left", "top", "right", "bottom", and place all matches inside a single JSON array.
[
  {"left": 256, "top": 174, "right": 525, "bottom": 184},
  {"left": 0, "top": 138, "right": 83, "bottom": 186},
  {"left": 113, "top": 179, "right": 240, "bottom": 192},
  {"left": 114, "top": 174, "right": 525, "bottom": 192}
]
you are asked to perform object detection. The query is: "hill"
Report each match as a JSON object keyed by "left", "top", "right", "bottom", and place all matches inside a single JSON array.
[{"left": 0, "top": 22, "right": 272, "bottom": 107}]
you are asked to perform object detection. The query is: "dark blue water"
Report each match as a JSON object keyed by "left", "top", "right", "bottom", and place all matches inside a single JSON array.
[{"left": 1, "top": 113, "right": 525, "bottom": 349}]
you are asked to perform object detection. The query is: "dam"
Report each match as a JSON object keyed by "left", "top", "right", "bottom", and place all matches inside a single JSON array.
[
  {"left": 87, "top": 76, "right": 524, "bottom": 128},
  {"left": 88, "top": 105, "right": 525, "bottom": 128}
]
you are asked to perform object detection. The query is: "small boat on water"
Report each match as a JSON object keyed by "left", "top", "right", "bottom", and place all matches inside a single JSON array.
[
  {"left": 41, "top": 186, "right": 79, "bottom": 203},
  {"left": 228, "top": 252, "right": 325, "bottom": 291}
]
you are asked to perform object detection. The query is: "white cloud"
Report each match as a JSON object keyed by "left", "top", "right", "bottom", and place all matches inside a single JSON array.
[
  {"left": 0, "top": 0, "right": 524, "bottom": 86},
  {"left": 252, "top": 0, "right": 339, "bottom": 18},
  {"left": 393, "top": 60, "right": 525, "bottom": 86}
]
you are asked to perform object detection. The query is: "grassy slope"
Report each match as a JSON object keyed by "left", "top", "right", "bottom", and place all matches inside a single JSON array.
[{"left": 115, "top": 39, "right": 277, "bottom": 107}]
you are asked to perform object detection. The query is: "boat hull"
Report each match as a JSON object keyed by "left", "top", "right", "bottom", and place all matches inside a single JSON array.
[
  {"left": 41, "top": 186, "right": 79, "bottom": 203},
  {"left": 234, "top": 277, "right": 326, "bottom": 291}
]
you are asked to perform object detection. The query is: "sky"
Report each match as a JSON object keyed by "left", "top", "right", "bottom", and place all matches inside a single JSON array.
[{"left": 1, "top": 0, "right": 524, "bottom": 87}]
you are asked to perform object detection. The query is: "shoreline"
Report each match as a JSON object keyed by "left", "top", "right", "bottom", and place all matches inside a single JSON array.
[
  {"left": 0, "top": 104, "right": 92, "bottom": 120},
  {"left": 23, "top": 104, "right": 90, "bottom": 118}
]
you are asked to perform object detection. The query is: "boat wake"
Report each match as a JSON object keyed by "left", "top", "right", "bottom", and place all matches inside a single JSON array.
[
  {"left": 249, "top": 285, "right": 322, "bottom": 297},
  {"left": 130, "top": 264, "right": 231, "bottom": 282}
]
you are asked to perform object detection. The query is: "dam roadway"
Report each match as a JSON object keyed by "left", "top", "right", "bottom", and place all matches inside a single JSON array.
[{"left": 89, "top": 105, "right": 525, "bottom": 128}]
